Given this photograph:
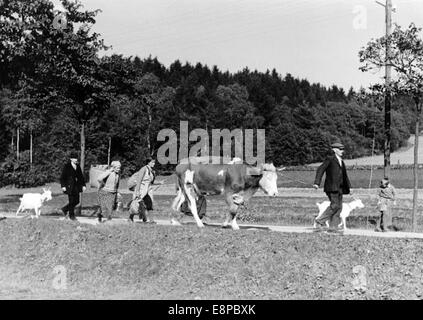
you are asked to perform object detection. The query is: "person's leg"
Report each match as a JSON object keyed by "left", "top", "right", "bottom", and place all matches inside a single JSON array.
[
  {"left": 138, "top": 200, "right": 147, "bottom": 222},
  {"left": 62, "top": 195, "right": 71, "bottom": 216},
  {"left": 98, "top": 190, "right": 111, "bottom": 222},
  {"left": 96, "top": 192, "right": 103, "bottom": 222},
  {"left": 104, "top": 192, "right": 115, "bottom": 220},
  {"left": 197, "top": 195, "right": 207, "bottom": 219},
  {"left": 315, "top": 192, "right": 341, "bottom": 227},
  {"left": 384, "top": 205, "right": 393, "bottom": 230},
  {"left": 68, "top": 193, "right": 80, "bottom": 220},
  {"left": 374, "top": 211, "right": 383, "bottom": 231},
  {"left": 328, "top": 193, "right": 343, "bottom": 229}
]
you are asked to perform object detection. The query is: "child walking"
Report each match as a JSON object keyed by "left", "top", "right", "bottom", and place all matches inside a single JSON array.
[{"left": 376, "top": 177, "right": 396, "bottom": 232}]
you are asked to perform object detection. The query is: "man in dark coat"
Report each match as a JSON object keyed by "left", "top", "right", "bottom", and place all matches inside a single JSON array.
[
  {"left": 60, "top": 152, "right": 86, "bottom": 220},
  {"left": 313, "top": 141, "right": 352, "bottom": 232}
]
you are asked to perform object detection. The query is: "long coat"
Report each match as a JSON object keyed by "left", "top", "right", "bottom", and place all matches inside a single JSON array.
[
  {"left": 314, "top": 154, "right": 351, "bottom": 194},
  {"left": 60, "top": 162, "right": 86, "bottom": 195},
  {"left": 133, "top": 165, "right": 155, "bottom": 203}
]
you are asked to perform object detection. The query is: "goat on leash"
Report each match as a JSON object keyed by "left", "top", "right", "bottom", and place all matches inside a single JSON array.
[
  {"left": 16, "top": 188, "right": 53, "bottom": 219},
  {"left": 314, "top": 198, "right": 365, "bottom": 230}
]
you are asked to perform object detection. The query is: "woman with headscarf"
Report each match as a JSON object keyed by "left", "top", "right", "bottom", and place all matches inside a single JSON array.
[{"left": 97, "top": 160, "right": 121, "bottom": 223}]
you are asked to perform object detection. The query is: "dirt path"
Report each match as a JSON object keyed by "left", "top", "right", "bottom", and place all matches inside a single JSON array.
[{"left": 2, "top": 214, "right": 423, "bottom": 240}]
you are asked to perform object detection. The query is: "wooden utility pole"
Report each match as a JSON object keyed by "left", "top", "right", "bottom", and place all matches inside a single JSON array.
[
  {"left": 108, "top": 137, "right": 111, "bottom": 166},
  {"left": 16, "top": 127, "right": 20, "bottom": 161},
  {"left": 376, "top": 0, "right": 393, "bottom": 178},
  {"left": 384, "top": 0, "right": 392, "bottom": 179},
  {"left": 30, "top": 129, "right": 33, "bottom": 168}
]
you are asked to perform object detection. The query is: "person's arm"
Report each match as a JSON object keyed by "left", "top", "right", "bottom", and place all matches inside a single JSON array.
[
  {"left": 344, "top": 164, "right": 352, "bottom": 191},
  {"left": 313, "top": 158, "right": 330, "bottom": 188},
  {"left": 391, "top": 185, "right": 396, "bottom": 204}
]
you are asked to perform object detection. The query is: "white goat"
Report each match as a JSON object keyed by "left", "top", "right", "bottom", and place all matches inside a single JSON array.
[
  {"left": 16, "top": 188, "right": 53, "bottom": 219},
  {"left": 314, "top": 199, "right": 365, "bottom": 230}
]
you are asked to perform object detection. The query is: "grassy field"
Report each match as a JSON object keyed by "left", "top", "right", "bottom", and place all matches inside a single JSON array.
[{"left": 1, "top": 218, "right": 423, "bottom": 299}]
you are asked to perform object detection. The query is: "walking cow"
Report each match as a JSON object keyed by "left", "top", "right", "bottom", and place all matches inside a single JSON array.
[{"left": 171, "top": 156, "right": 280, "bottom": 230}]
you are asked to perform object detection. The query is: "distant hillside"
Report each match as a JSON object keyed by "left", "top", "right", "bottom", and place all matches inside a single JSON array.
[{"left": 309, "top": 135, "right": 422, "bottom": 167}]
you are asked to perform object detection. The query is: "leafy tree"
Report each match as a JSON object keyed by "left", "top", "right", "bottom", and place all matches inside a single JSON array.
[
  {"left": 215, "top": 83, "right": 263, "bottom": 129},
  {"left": 134, "top": 73, "right": 176, "bottom": 155},
  {"left": 1, "top": 0, "right": 112, "bottom": 174},
  {"left": 360, "top": 23, "right": 423, "bottom": 231}
]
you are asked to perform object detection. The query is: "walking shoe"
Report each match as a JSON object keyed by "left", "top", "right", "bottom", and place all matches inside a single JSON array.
[
  {"left": 313, "top": 225, "right": 326, "bottom": 232},
  {"left": 326, "top": 227, "right": 344, "bottom": 234},
  {"left": 143, "top": 220, "right": 156, "bottom": 224},
  {"left": 313, "top": 220, "right": 327, "bottom": 232},
  {"left": 374, "top": 227, "right": 383, "bottom": 232}
]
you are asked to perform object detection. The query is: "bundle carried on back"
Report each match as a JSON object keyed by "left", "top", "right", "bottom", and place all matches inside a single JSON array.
[
  {"left": 89, "top": 164, "right": 110, "bottom": 188},
  {"left": 127, "top": 169, "right": 143, "bottom": 191}
]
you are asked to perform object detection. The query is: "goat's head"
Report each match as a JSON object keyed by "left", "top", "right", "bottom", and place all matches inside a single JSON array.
[
  {"left": 41, "top": 188, "right": 53, "bottom": 202},
  {"left": 351, "top": 199, "right": 364, "bottom": 209}
]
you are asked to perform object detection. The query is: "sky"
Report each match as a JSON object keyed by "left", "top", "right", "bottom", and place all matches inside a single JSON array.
[{"left": 54, "top": 0, "right": 423, "bottom": 91}]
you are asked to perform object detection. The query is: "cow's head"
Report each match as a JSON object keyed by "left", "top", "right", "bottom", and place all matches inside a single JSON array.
[{"left": 249, "top": 163, "right": 278, "bottom": 196}]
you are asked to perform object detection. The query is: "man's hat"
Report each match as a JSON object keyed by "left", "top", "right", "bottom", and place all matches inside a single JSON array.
[
  {"left": 69, "top": 151, "right": 79, "bottom": 159},
  {"left": 330, "top": 141, "right": 344, "bottom": 149}
]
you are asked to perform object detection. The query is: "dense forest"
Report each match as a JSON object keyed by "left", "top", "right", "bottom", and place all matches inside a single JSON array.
[{"left": 0, "top": 0, "right": 415, "bottom": 187}]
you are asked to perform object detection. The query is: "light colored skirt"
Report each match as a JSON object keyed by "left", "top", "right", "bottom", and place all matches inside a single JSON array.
[{"left": 377, "top": 198, "right": 393, "bottom": 212}]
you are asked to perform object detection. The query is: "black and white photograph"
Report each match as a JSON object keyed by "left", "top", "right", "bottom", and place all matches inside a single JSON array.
[{"left": 1, "top": 0, "right": 423, "bottom": 304}]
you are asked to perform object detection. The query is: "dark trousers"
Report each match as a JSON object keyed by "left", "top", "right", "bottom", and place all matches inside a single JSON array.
[
  {"left": 316, "top": 191, "right": 343, "bottom": 228},
  {"left": 62, "top": 193, "right": 80, "bottom": 218},
  {"left": 181, "top": 195, "right": 207, "bottom": 219}
]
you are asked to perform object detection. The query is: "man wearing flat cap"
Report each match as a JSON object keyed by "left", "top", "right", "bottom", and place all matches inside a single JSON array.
[
  {"left": 60, "top": 151, "right": 86, "bottom": 220},
  {"left": 313, "top": 140, "right": 352, "bottom": 232}
]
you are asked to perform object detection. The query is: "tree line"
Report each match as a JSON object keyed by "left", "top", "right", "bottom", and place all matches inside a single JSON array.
[{"left": 0, "top": 0, "right": 414, "bottom": 187}]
